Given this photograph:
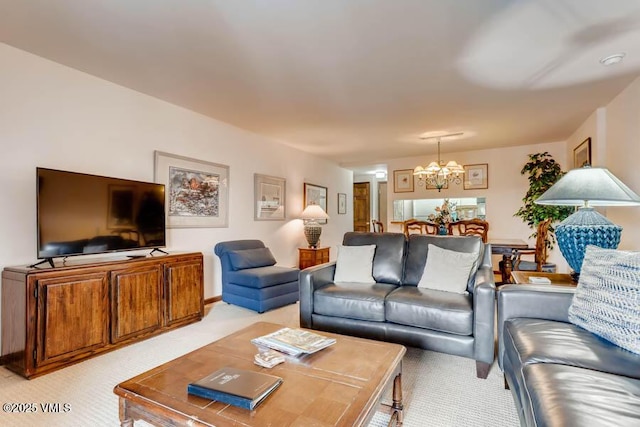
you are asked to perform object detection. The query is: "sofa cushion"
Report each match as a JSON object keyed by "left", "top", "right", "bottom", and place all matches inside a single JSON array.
[
  {"left": 342, "top": 232, "right": 406, "bottom": 285},
  {"left": 385, "top": 286, "right": 473, "bottom": 335},
  {"left": 417, "top": 244, "right": 477, "bottom": 293},
  {"left": 523, "top": 363, "right": 640, "bottom": 427},
  {"left": 313, "top": 282, "right": 397, "bottom": 322},
  {"left": 504, "top": 318, "right": 640, "bottom": 380},
  {"left": 568, "top": 245, "right": 640, "bottom": 355},
  {"left": 226, "top": 266, "right": 299, "bottom": 289},
  {"left": 334, "top": 244, "right": 376, "bottom": 283},
  {"left": 227, "top": 247, "right": 277, "bottom": 270},
  {"left": 403, "top": 235, "right": 484, "bottom": 293}
]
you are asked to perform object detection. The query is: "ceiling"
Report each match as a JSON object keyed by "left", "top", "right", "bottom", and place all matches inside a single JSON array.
[{"left": 2, "top": 0, "right": 640, "bottom": 172}]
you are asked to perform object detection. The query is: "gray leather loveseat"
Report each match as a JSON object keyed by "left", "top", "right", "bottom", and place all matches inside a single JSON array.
[
  {"left": 299, "top": 232, "right": 496, "bottom": 378},
  {"left": 498, "top": 285, "right": 640, "bottom": 426}
]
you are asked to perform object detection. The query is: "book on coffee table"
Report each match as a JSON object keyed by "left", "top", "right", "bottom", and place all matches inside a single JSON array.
[
  {"left": 251, "top": 327, "right": 336, "bottom": 356},
  {"left": 187, "top": 367, "right": 282, "bottom": 410}
]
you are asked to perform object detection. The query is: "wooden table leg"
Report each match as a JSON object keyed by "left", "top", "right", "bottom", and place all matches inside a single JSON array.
[
  {"left": 388, "top": 372, "right": 403, "bottom": 426},
  {"left": 501, "top": 254, "right": 513, "bottom": 284},
  {"left": 119, "top": 398, "right": 134, "bottom": 427}
]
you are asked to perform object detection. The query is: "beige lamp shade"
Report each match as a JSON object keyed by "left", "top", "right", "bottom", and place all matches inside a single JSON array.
[{"left": 300, "top": 204, "right": 329, "bottom": 220}]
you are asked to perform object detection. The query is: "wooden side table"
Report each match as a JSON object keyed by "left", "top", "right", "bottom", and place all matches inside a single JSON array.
[
  {"left": 510, "top": 271, "right": 577, "bottom": 287},
  {"left": 298, "top": 247, "right": 330, "bottom": 269}
]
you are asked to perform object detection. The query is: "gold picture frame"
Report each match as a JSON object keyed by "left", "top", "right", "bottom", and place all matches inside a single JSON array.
[
  {"left": 303, "top": 183, "right": 328, "bottom": 224},
  {"left": 393, "top": 169, "right": 414, "bottom": 193},
  {"left": 574, "top": 137, "right": 591, "bottom": 168},
  {"left": 463, "top": 164, "right": 488, "bottom": 190}
]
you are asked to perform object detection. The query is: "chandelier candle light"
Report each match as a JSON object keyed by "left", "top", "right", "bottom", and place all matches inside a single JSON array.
[
  {"left": 535, "top": 166, "right": 640, "bottom": 281},
  {"left": 300, "top": 204, "right": 329, "bottom": 248},
  {"left": 414, "top": 132, "right": 465, "bottom": 192}
]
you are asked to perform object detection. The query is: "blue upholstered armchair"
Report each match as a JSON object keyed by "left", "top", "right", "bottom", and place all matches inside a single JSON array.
[{"left": 214, "top": 240, "right": 300, "bottom": 313}]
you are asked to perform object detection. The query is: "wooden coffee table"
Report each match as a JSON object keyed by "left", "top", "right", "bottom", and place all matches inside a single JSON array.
[
  {"left": 510, "top": 271, "right": 577, "bottom": 287},
  {"left": 114, "top": 322, "right": 406, "bottom": 426}
]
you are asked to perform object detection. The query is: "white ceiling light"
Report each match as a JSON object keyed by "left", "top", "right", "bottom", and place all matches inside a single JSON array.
[{"left": 599, "top": 53, "right": 626, "bottom": 66}]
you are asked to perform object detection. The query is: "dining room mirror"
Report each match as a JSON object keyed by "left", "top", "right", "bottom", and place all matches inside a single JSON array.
[{"left": 392, "top": 197, "right": 486, "bottom": 222}]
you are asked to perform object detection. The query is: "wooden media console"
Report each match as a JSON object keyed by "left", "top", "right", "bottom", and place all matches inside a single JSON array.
[{"left": 1, "top": 252, "right": 204, "bottom": 379}]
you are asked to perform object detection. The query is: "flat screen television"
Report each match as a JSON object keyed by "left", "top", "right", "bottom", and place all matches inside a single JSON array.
[{"left": 36, "top": 167, "right": 166, "bottom": 260}]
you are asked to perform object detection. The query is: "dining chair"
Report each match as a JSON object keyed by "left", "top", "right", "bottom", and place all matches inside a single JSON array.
[
  {"left": 448, "top": 219, "right": 489, "bottom": 243},
  {"left": 512, "top": 218, "right": 556, "bottom": 273},
  {"left": 403, "top": 219, "right": 439, "bottom": 237},
  {"left": 371, "top": 219, "right": 384, "bottom": 233}
]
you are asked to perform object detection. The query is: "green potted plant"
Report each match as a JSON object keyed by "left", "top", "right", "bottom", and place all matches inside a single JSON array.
[{"left": 514, "top": 152, "right": 573, "bottom": 252}]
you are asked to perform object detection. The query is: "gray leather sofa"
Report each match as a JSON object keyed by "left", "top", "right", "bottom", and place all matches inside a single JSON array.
[
  {"left": 498, "top": 284, "right": 640, "bottom": 426},
  {"left": 299, "top": 232, "right": 496, "bottom": 378}
]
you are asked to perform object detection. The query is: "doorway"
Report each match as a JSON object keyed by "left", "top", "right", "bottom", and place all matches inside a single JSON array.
[{"left": 353, "top": 182, "right": 370, "bottom": 232}]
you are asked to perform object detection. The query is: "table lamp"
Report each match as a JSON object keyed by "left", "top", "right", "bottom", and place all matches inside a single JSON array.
[
  {"left": 300, "top": 204, "right": 329, "bottom": 248},
  {"left": 535, "top": 166, "right": 640, "bottom": 280}
]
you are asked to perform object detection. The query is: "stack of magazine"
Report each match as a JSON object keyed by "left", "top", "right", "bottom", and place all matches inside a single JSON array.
[{"left": 251, "top": 327, "right": 336, "bottom": 356}]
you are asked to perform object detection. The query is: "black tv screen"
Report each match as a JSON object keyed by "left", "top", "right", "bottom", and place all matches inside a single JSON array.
[{"left": 37, "top": 168, "right": 166, "bottom": 259}]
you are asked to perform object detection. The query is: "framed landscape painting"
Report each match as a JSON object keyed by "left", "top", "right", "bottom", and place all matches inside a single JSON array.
[
  {"left": 254, "top": 174, "right": 286, "bottom": 221},
  {"left": 574, "top": 137, "right": 591, "bottom": 168},
  {"left": 303, "top": 183, "right": 328, "bottom": 224},
  {"left": 393, "top": 169, "right": 414, "bottom": 193},
  {"left": 154, "top": 151, "right": 229, "bottom": 228}
]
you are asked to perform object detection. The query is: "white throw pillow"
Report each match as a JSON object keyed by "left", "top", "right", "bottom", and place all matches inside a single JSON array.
[
  {"left": 418, "top": 244, "right": 477, "bottom": 293},
  {"left": 334, "top": 244, "right": 376, "bottom": 283}
]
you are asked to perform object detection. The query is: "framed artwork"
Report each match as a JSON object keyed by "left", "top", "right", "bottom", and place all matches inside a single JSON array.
[
  {"left": 393, "top": 169, "right": 414, "bottom": 193},
  {"left": 337, "top": 193, "right": 347, "bottom": 214},
  {"left": 463, "top": 164, "right": 489, "bottom": 190},
  {"left": 574, "top": 137, "right": 591, "bottom": 168},
  {"left": 107, "top": 185, "right": 135, "bottom": 229},
  {"left": 254, "top": 174, "right": 286, "bottom": 221},
  {"left": 154, "top": 151, "right": 229, "bottom": 228},
  {"left": 303, "top": 183, "right": 328, "bottom": 224}
]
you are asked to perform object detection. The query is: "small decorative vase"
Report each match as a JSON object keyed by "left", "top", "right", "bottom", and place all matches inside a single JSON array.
[{"left": 438, "top": 225, "right": 448, "bottom": 235}]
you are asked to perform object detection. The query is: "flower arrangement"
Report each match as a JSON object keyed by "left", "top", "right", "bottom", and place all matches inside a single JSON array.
[{"left": 428, "top": 199, "right": 456, "bottom": 227}]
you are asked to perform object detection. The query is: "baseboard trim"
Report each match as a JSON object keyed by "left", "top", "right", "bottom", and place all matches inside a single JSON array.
[{"left": 205, "top": 296, "right": 222, "bottom": 306}]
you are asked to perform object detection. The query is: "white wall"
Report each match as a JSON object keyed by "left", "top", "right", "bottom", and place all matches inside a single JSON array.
[
  {"left": 386, "top": 142, "right": 572, "bottom": 272},
  {"left": 0, "top": 44, "right": 353, "bottom": 303},
  {"left": 567, "top": 76, "right": 640, "bottom": 250}
]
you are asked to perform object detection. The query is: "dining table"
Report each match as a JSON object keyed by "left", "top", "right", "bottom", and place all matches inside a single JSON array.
[{"left": 489, "top": 238, "right": 530, "bottom": 284}]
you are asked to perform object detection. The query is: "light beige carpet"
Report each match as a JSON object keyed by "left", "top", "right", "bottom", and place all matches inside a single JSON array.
[{"left": 0, "top": 302, "right": 518, "bottom": 426}]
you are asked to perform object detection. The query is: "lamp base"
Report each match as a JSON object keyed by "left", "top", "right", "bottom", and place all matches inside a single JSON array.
[
  {"left": 304, "top": 222, "right": 322, "bottom": 248},
  {"left": 556, "top": 207, "right": 621, "bottom": 274}
]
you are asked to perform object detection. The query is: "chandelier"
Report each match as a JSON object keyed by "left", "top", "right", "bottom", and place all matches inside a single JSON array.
[{"left": 413, "top": 132, "right": 465, "bottom": 192}]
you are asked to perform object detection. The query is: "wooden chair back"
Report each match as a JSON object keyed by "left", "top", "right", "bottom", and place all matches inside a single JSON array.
[
  {"left": 512, "top": 218, "right": 553, "bottom": 272},
  {"left": 448, "top": 219, "right": 489, "bottom": 243},
  {"left": 403, "top": 219, "right": 439, "bottom": 237},
  {"left": 371, "top": 219, "right": 384, "bottom": 233}
]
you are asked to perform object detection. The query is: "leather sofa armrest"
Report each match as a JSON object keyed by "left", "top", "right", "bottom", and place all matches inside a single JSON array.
[
  {"left": 299, "top": 262, "right": 337, "bottom": 328},
  {"left": 497, "top": 284, "right": 575, "bottom": 369},
  {"left": 473, "top": 264, "right": 496, "bottom": 365}
]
